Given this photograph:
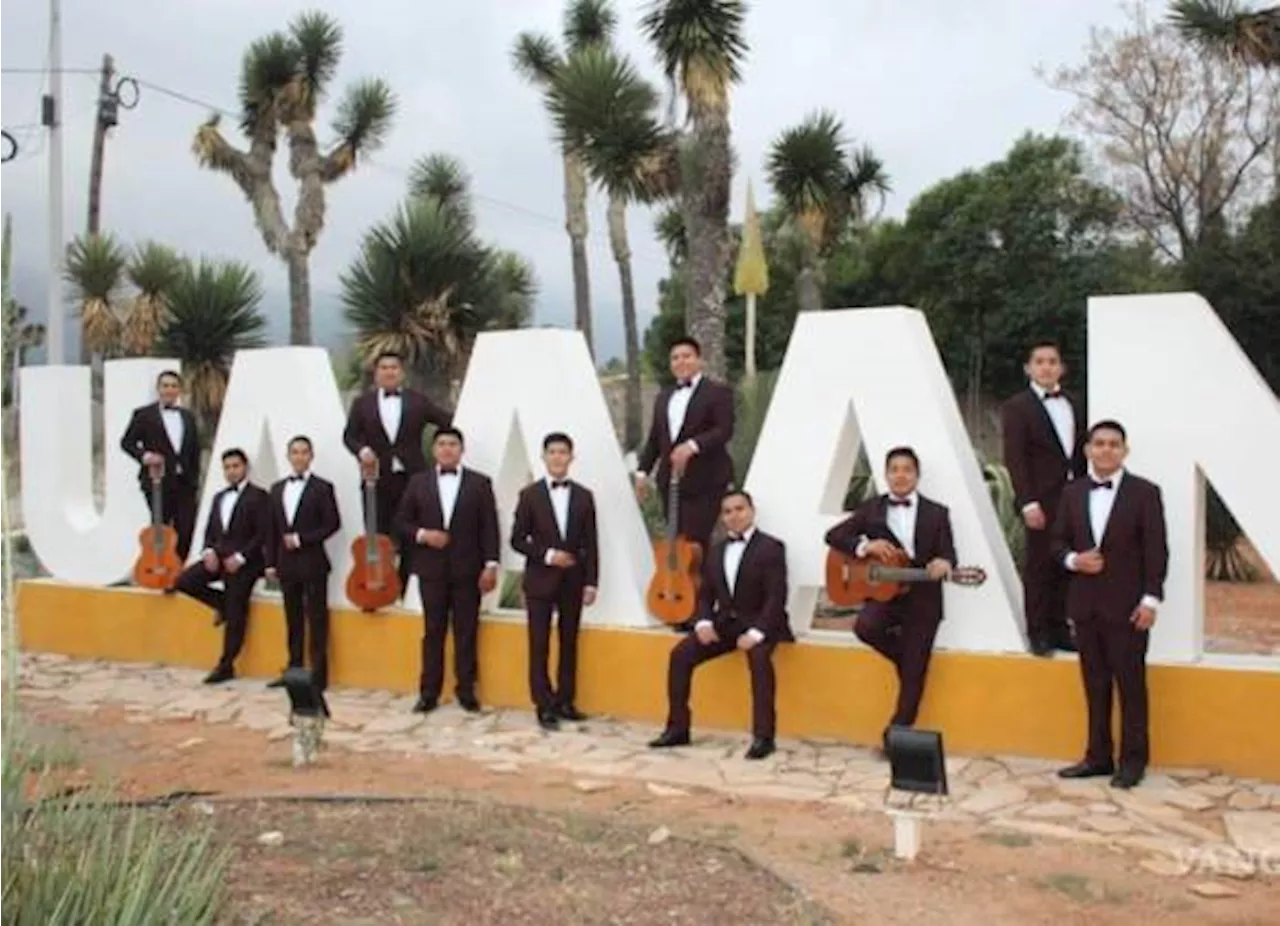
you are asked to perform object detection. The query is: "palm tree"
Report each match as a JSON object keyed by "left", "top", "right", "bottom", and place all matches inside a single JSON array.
[
  {"left": 512, "top": 0, "right": 618, "bottom": 358},
  {"left": 63, "top": 233, "right": 128, "bottom": 358},
  {"left": 766, "top": 111, "right": 890, "bottom": 313},
  {"left": 655, "top": 204, "right": 689, "bottom": 266},
  {"left": 121, "top": 242, "right": 182, "bottom": 356},
  {"left": 157, "top": 259, "right": 267, "bottom": 433},
  {"left": 192, "top": 11, "right": 395, "bottom": 346},
  {"left": 548, "top": 46, "right": 679, "bottom": 448},
  {"left": 641, "top": 0, "right": 750, "bottom": 380},
  {"left": 1170, "top": 1, "right": 1280, "bottom": 67}
]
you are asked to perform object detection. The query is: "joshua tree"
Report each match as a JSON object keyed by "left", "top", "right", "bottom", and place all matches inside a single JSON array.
[{"left": 192, "top": 11, "right": 395, "bottom": 345}]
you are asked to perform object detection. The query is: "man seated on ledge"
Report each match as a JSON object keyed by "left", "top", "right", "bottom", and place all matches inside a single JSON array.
[
  {"left": 825, "top": 446, "right": 956, "bottom": 756},
  {"left": 649, "top": 489, "right": 793, "bottom": 760}
]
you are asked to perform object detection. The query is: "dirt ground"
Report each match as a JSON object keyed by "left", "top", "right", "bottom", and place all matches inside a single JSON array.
[{"left": 20, "top": 700, "right": 1278, "bottom": 926}]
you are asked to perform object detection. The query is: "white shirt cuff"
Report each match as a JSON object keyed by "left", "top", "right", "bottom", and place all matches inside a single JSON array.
[
  {"left": 543, "top": 549, "right": 557, "bottom": 565},
  {"left": 694, "top": 619, "right": 712, "bottom": 632},
  {"left": 201, "top": 547, "right": 214, "bottom": 558},
  {"left": 746, "top": 628, "right": 765, "bottom": 643},
  {"left": 854, "top": 536, "right": 870, "bottom": 558},
  {"left": 484, "top": 560, "right": 500, "bottom": 569},
  {"left": 1140, "top": 595, "right": 1161, "bottom": 611},
  {"left": 686, "top": 440, "right": 700, "bottom": 453},
  {"left": 1021, "top": 502, "right": 1041, "bottom": 514},
  {"left": 1064, "top": 552, "right": 1079, "bottom": 571},
  {"left": 232, "top": 552, "right": 246, "bottom": 566}
]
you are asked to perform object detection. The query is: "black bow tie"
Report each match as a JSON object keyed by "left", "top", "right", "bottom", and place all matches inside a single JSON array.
[
  {"left": 226, "top": 484, "right": 242, "bottom": 493},
  {"left": 1042, "top": 390, "right": 1064, "bottom": 401},
  {"left": 675, "top": 380, "right": 693, "bottom": 390},
  {"left": 727, "top": 533, "right": 746, "bottom": 543},
  {"left": 161, "top": 404, "right": 179, "bottom": 411},
  {"left": 438, "top": 467, "right": 458, "bottom": 476},
  {"left": 550, "top": 479, "right": 569, "bottom": 489},
  {"left": 288, "top": 475, "right": 306, "bottom": 483},
  {"left": 888, "top": 497, "right": 912, "bottom": 508},
  {"left": 1090, "top": 478, "right": 1113, "bottom": 491},
  {"left": 382, "top": 389, "right": 401, "bottom": 398}
]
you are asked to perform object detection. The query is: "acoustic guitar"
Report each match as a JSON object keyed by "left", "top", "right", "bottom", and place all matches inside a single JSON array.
[
  {"left": 645, "top": 474, "right": 702, "bottom": 625},
  {"left": 345, "top": 459, "right": 402, "bottom": 612},
  {"left": 825, "top": 546, "right": 987, "bottom": 607},
  {"left": 133, "top": 461, "right": 182, "bottom": 590}
]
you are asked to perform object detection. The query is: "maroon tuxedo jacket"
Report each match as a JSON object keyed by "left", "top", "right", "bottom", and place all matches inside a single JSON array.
[
  {"left": 395, "top": 467, "right": 501, "bottom": 582},
  {"left": 119, "top": 402, "right": 201, "bottom": 490},
  {"left": 1000, "top": 386, "right": 1087, "bottom": 513},
  {"left": 825, "top": 493, "right": 957, "bottom": 622},
  {"left": 637, "top": 377, "right": 735, "bottom": 497},
  {"left": 201, "top": 482, "right": 271, "bottom": 572},
  {"left": 265, "top": 474, "right": 341, "bottom": 583},
  {"left": 510, "top": 478, "right": 599, "bottom": 600},
  {"left": 698, "top": 530, "right": 793, "bottom": 643},
  {"left": 1051, "top": 472, "right": 1168, "bottom": 623},
  {"left": 342, "top": 388, "right": 453, "bottom": 475}
]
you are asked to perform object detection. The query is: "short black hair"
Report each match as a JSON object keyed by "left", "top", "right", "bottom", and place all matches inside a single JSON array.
[
  {"left": 669, "top": 336, "right": 701, "bottom": 356},
  {"left": 1026, "top": 340, "right": 1062, "bottom": 362},
  {"left": 156, "top": 370, "right": 182, "bottom": 386},
  {"left": 221, "top": 448, "right": 248, "bottom": 464},
  {"left": 543, "top": 431, "right": 573, "bottom": 451},
  {"left": 1088, "top": 419, "right": 1127, "bottom": 442},
  {"left": 434, "top": 426, "right": 465, "bottom": 445},
  {"left": 287, "top": 435, "right": 313, "bottom": 452},
  {"left": 885, "top": 446, "right": 920, "bottom": 472},
  {"left": 721, "top": 487, "right": 753, "bottom": 507},
  {"left": 374, "top": 350, "right": 403, "bottom": 366}
]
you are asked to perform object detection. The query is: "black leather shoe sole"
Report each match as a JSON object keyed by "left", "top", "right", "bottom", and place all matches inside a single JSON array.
[{"left": 648, "top": 730, "right": 691, "bottom": 749}]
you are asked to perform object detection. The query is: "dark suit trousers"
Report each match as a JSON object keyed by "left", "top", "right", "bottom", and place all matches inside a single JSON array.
[
  {"left": 419, "top": 577, "right": 481, "bottom": 701},
  {"left": 363, "top": 470, "right": 412, "bottom": 593},
  {"left": 1075, "top": 615, "right": 1150, "bottom": 769},
  {"left": 855, "top": 600, "right": 941, "bottom": 732},
  {"left": 666, "top": 631, "right": 778, "bottom": 739},
  {"left": 175, "top": 562, "right": 258, "bottom": 670},
  {"left": 139, "top": 481, "right": 198, "bottom": 560},
  {"left": 526, "top": 584, "right": 584, "bottom": 710},
  {"left": 281, "top": 577, "right": 330, "bottom": 692},
  {"left": 1023, "top": 502, "right": 1071, "bottom": 645}
]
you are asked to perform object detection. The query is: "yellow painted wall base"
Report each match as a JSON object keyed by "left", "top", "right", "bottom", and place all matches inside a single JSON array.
[{"left": 15, "top": 579, "right": 1280, "bottom": 781}]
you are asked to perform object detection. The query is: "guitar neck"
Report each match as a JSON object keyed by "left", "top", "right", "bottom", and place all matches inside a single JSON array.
[
  {"left": 868, "top": 565, "right": 933, "bottom": 583},
  {"left": 364, "top": 479, "right": 378, "bottom": 534}
]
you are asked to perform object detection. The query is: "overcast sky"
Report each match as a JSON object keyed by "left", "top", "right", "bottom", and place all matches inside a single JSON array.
[{"left": 1, "top": 0, "right": 1152, "bottom": 362}]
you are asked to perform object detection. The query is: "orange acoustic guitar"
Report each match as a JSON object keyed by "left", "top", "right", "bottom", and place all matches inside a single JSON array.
[
  {"left": 645, "top": 474, "right": 702, "bottom": 625},
  {"left": 825, "top": 546, "right": 987, "bottom": 607},
  {"left": 133, "top": 460, "right": 182, "bottom": 590},
  {"left": 346, "top": 459, "right": 402, "bottom": 612}
]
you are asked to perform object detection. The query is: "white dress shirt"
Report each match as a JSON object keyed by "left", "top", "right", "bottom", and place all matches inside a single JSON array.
[
  {"left": 202, "top": 482, "right": 246, "bottom": 565},
  {"left": 666, "top": 372, "right": 701, "bottom": 446},
  {"left": 437, "top": 466, "right": 462, "bottom": 528},
  {"left": 1022, "top": 382, "right": 1076, "bottom": 516},
  {"left": 695, "top": 527, "right": 765, "bottom": 643},
  {"left": 377, "top": 389, "right": 406, "bottom": 472},
  {"left": 854, "top": 493, "right": 919, "bottom": 560},
  {"left": 1063, "top": 468, "right": 1160, "bottom": 611},
  {"left": 541, "top": 476, "right": 572, "bottom": 564},
  {"left": 160, "top": 405, "right": 184, "bottom": 460},
  {"left": 283, "top": 472, "right": 309, "bottom": 526}
]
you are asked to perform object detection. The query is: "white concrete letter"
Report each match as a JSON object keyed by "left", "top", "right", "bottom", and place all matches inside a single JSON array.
[
  {"left": 19, "top": 358, "right": 181, "bottom": 585},
  {"left": 744, "top": 307, "right": 1024, "bottom": 651},
  {"left": 451, "top": 329, "right": 653, "bottom": 626},
  {"left": 1088, "top": 293, "right": 1280, "bottom": 663}
]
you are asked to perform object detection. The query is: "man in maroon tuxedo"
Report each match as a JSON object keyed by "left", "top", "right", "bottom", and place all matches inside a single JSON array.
[
  {"left": 510, "top": 432, "right": 599, "bottom": 729},
  {"left": 119, "top": 369, "right": 202, "bottom": 563},
  {"left": 395, "top": 426, "right": 500, "bottom": 714},
  {"left": 1053, "top": 420, "right": 1168, "bottom": 790},
  {"left": 825, "top": 446, "right": 957, "bottom": 752},
  {"left": 173, "top": 448, "right": 271, "bottom": 685},
  {"left": 264, "top": 436, "right": 341, "bottom": 699},
  {"left": 634, "top": 336, "right": 735, "bottom": 630},
  {"left": 343, "top": 351, "right": 453, "bottom": 598},
  {"left": 649, "top": 490, "right": 792, "bottom": 760},
  {"left": 1001, "top": 340, "right": 1087, "bottom": 657}
]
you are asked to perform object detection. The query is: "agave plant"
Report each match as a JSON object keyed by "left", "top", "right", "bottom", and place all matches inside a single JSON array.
[
  {"left": 983, "top": 461, "right": 1026, "bottom": 572},
  {"left": 63, "top": 234, "right": 129, "bottom": 357},
  {"left": 121, "top": 242, "right": 182, "bottom": 356},
  {"left": 156, "top": 259, "right": 267, "bottom": 432}
]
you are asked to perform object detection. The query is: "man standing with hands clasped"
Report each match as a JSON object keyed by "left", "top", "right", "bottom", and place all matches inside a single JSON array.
[{"left": 1053, "top": 420, "right": 1168, "bottom": 790}]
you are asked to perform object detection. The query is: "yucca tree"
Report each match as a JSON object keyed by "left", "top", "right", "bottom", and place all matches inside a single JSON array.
[
  {"left": 549, "top": 46, "right": 679, "bottom": 448},
  {"left": 483, "top": 250, "right": 539, "bottom": 331},
  {"left": 641, "top": 0, "right": 749, "bottom": 380},
  {"left": 408, "top": 153, "right": 475, "bottom": 228},
  {"left": 655, "top": 204, "right": 689, "bottom": 266},
  {"left": 121, "top": 242, "right": 182, "bottom": 356},
  {"left": 63, "top": 234, "right": 128, "bottom": 358},
  {"left": 157, "top": 259, "right": 267, "bottom": 432},
  {"left": 766, "top": 110, "right": 890, "bottom": 313},
  {"left": 192, "top": 11, "right": 395, "bottom": 346},
  {"left": 1170, "top": 0, "right": 1280, "bottom": 67},
  {"left": 512, "top": 0, "right": 618, "bottom": 358}
]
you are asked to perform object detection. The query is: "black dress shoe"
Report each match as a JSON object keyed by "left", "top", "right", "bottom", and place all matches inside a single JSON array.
[
  {"left": 412, "top": 696, "right": 438, "bottom": 714},
  {"left": 558, "top": 705, "right": 588, "bottom": 722},
  {"left": 1111, "top": 767, "right": 1145, "bottom": 789},
  {"left": 457, "top": 694, "right": 482, "bottom": 713},
  {"left": 1029, "top": 638, "right": 1055, "bottom": 658},
  {"left": 266, "top": 677, "right": 287, "bottom": 689},
  {"left": 1057, "top": 760, "right": 1116, "bottom": 779},
  {"left": 1052, "top": 635, "right": 1078, "bottom": 653},
  {"left": 537, "top": 709, "right": 560, "bottom": 730},
  {"left": 203, "top": 666, "right": 234, "bottom": 685},
  {"left": 648, "top": 729, "right": 691, "bottom": 749},
  {"left": 744, "top": 737, "right": 775, "bottom": 760}
]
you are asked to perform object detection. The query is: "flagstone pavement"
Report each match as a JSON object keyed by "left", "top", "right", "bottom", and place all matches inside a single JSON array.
[{"left": 13, "top": 652, "right": 1280, "bottom": 881}]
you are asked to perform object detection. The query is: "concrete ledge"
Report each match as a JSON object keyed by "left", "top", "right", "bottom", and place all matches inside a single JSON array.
[{"left": 15, "top": 579, "right": 1280, "bottom": 780}]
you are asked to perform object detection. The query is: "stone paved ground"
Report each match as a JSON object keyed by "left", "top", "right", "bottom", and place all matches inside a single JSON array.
[{"left": 12, "top": 652, "right": 1280, "bottom": 885}]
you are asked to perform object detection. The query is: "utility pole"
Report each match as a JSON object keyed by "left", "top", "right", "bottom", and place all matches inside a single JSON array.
[
  {"left": 43, "top": 0, "right": 65, "bottom": 365},
  {"left": 86, "top": 53, "right": 115, "bottom": 237}
]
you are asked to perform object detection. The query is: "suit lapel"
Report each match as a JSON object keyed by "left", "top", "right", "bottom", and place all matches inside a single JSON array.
[
  {"left": 675, "top": 380, "right": 705, "bottom": 443},
  {"left": 1081, "top": 482, "right": 1096, "bottom": 548},
  {"left": 1029, "top": 388, "right": 1069, "bottom": 461},
  {"left": 390, "top": 390, "right": 408, "bottom": 444},
  {"left": 912, "top": 500, "right": 930, "bottom": 563},
  {"left": 1099, "top": 476, "right": 1133, "bottom": 549},
  {"left": 536, "top": 480, "right": 565, "bottom": 543},
  {"left": 730, "top": 533, "right": 758, "bottom": 605}
]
